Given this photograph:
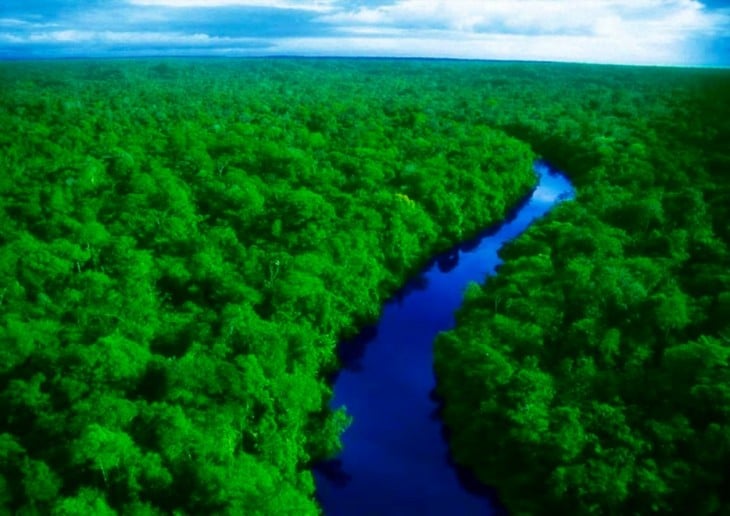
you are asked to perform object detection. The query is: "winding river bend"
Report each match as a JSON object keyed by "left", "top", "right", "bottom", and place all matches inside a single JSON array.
[{"left": 314, "top": 161, "right": 574, "bottom": 515}]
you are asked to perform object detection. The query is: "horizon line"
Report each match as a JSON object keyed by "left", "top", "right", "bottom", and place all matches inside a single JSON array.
[{"left": 1, "top": 54, "right": 729, "bottom": 70}]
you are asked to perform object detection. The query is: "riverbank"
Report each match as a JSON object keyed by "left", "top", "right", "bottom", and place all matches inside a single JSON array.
[{"left": 315, "top": 162, "right": 574, "bottom": 515}]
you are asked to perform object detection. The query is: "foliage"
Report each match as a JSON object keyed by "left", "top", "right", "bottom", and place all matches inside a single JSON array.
[
  {"left": 434, "top": 62, "right": 730, "bottom": 514},
  {"left": 0, "top": 58, "right": 537, "bottom": 514}
]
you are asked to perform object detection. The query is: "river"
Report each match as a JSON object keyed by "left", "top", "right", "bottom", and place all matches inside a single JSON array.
[{"left": 314, "top": 161, "right": 574, "bottom": 515}]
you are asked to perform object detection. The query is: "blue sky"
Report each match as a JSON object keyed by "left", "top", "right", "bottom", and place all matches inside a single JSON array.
[{"left": 1, "top": 0, "right": 728, "bottom": 66}]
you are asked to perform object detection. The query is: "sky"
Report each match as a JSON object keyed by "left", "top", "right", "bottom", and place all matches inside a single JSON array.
[{"left": 1, "top": 0, "right": 729, "bottom": 66}]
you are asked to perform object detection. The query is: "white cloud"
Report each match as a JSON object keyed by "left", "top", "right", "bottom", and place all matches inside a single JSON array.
[
  {"left": 5, "top": 29, "right": 262, "bottom": 47},
  {"left": 2, "top": 0, "right": 727, "bottom": 64},
  {"left": 127, "top": 0, "right": 337, "bottom": 11},
  {"left": 320, "top": 0, "right": 723, "bottom": 35},
  {"left": 0, "top": 34, "right": 24, "bottom": 43},
  {"left": 0, "top": 18, "right": 30, "bottom": 27},
  {"left": 313, "top": 0, "right": 728, "bottom": 65},
  {"left": 269, "top": 29, "right": 694, "bottom": 65},
  {"left": 0, "top": 18, "right": 59, "bottom": 29}
]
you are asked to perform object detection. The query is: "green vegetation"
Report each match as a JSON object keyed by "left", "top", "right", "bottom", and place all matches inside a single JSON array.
[
  {"left": 434, "top": 64, "right": 730, "bottom": 514},
  {"left": 3, "top": 58, "right": 728, "bottom": 515},
  {"left": 0, "top": 58, "right": 538, "bottom": 514}
]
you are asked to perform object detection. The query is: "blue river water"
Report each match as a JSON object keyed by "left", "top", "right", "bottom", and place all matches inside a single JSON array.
[{"left": 314, "top": 161, "right": 574, "bottom": 515}]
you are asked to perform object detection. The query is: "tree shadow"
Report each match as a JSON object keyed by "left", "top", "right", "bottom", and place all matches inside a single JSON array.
[
  {"left": 313, "top": 458, "right": 352, "bottom": 488},
  {"left": 336, "top": 324, "right": 379, "bottom": 374}
]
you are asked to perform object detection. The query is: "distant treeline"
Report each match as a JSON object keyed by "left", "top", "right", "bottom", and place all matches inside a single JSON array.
[
  {"left": 434, "top": 63, "right": 730, "bottom": 514},
  {"left": 0, "top": 58, "right": 537, "bottom": 514}
]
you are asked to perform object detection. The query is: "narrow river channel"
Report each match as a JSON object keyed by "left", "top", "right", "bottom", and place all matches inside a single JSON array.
[{"left": 314, "top": 161, "right": 575, "bottom": 515}]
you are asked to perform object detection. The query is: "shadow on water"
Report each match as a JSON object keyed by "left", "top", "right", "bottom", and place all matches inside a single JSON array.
[
  {"left": 428, "top": 387, "right": 510, "bottom": 515},
  {"left": 337, "top": 325, "right": 379, "bottom": 374},
  {"left": 436, "top": 250, "right": 460, "bottom": 273},
  {"left": 314, "top": 160, "right": 574, "bottom": 516},
  {"left": 315, "top": 459, "right": 352, "bottom": 488},
  {"left": 393, "top": 274, "right": 430, "bottom": 304}
]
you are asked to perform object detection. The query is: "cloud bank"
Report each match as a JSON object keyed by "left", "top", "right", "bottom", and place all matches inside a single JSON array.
[
  {"left": 0, "top": 0, "right": 728, "bottom": 65},
  {"left": 127, "top": 0, "right": 337, "bottom": 11}
]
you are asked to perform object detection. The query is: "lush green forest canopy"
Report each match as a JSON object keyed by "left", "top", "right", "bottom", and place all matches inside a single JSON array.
[
  {"left": 0, "top": 58, "right": 538, "bottom": 514},
  {"left": 0, "top": 57, "right": 728, "bottom": 515},
  {"left": 432, "top": 62, "right": 730, "bottom": 514}
]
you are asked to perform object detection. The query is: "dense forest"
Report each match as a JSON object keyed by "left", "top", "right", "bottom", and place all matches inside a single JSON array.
[
  {"left": 434, "top": 64, "right": 730, "bottom": 514},
  {"left": 1, "top": 58, "right": 728, "bottom": 515},
  {"left": 0, "top": 58, "right": 538, "bottom": 514}
]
